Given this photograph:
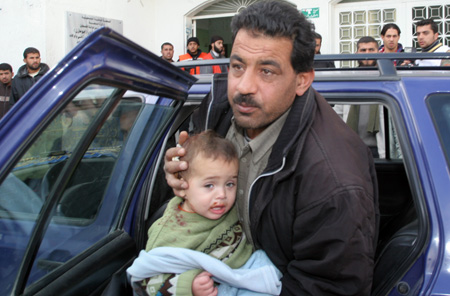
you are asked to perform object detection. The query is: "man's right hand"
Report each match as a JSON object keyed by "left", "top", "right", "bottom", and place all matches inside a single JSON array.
[{"left": 164, "top": 131, "right": 190, "bottom": 196}]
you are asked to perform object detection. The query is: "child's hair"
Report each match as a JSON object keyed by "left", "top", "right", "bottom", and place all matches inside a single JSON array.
[{"left": 180, "top": 130, "right": 238, "bottom": 179}]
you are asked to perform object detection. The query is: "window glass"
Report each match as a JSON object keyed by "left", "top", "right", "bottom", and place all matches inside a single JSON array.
[
  {"left": 427, "top": 94, "right": 450, "bottom": 166},
  {"left": 0, "top": 83, "right": 175, "bottom": 292},
  {"left": 333, "top": 103, "right": 402, "bottom": 159}
]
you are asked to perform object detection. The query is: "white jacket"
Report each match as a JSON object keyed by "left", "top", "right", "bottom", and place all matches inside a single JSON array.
[{"left": 415, "top": 45, "right": 450, "bottom": 66}]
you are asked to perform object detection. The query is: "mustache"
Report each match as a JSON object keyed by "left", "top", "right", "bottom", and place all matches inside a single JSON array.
[{"left": 232, "top": 94, "right": 258, "bottom": 107}]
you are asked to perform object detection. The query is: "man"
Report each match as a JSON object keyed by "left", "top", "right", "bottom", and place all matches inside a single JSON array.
[
  {"left": 334, "top": 37, "right": 385, "bottom": 159},
  {"left": 415, "top": 19, "right": 450, "bottom": 66},
  {"left": 178, "top": 37, "right": 212, "bottom": 75},
  {"left": 313, "top": 32, "right": 335, "bottom": 68},
  {"left": 10, "top": 47, "right": 50, "bottom": 105},
  {"left": 0, "top": 63, "right": 14, "bottom": 118},
  {"left": 166, "top": 1, "right": 378, "bottom": 295},
  {"left": 356, "top": 36, "right": 379, "bottom": 67},
  {"left": 204, "top": 35, "right": 228, "bottom": 73},
  {"left": 160, "top": 42, "right": 174, "bottom": 63},
  {"left": 379, "top": 23, "right": 411, "bottom": 66}
]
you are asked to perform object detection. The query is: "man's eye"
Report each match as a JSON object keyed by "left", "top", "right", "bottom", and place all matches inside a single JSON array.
[
  {"left": 232, "top": 64, "right": 243, "bottom": 71},
  {"left": 262, "top": 69, "right": 273, "bottom": 75}
]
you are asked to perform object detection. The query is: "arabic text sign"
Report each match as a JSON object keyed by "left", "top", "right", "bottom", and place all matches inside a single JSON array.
[{"left": 66, "top": 11, "right": 123, "bottom": 53}]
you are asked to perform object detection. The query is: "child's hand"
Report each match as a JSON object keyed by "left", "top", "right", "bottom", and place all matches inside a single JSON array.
[
  {"left": 164, "top": 131, "right": 190, "bottom": 196},
  {"left": 192, "top": 271, "right": 217, "bottom": 296}
]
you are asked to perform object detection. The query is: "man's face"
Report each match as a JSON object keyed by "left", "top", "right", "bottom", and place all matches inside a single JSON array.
[
  {"left": 315, "top": 38, "right": 321, "bottom": 54},
  {"left": 228, "top": 29, "right": 308, "bottom": 139},
  {"left": 24, "top": 53, "right": 41, "bottom": 72},
  {"left": 161, "top": 45, "right": 174, "bottom": 61},
  {"left": 381, "top": 28, "right": 400, "bottom": 52},
  {"left": 357, "top": 42, "right": 378, "bottom": 66},
  {"left": 187, "top": 41, "right": 199, "bottom": 54},
  {"left": 213, "top": 40, "right": 224, "bottom": 53},
  {"left": 0, "top": 70, "right": 13, "bottom": 85},
  {"left": 416, "top": 24, "right": 439, "bottom": 49}
]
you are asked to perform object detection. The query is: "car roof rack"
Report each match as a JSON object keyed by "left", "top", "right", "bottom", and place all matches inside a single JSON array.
[{"left": 174, "top": 52, "right": 450, "bottom": 78}]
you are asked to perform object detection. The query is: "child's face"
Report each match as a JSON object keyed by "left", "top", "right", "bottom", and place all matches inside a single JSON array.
[{"left": 181, "top": 154, "right": 238, "bottom": 220}]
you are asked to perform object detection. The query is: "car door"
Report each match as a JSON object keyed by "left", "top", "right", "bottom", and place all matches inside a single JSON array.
[{"left": 0, "top": 28, "right": 196, "bottom": 295}]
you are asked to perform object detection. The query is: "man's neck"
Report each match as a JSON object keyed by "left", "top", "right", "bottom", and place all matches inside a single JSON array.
[
  {"left": 422, "top": 40, "right": 441, "bottom": 52},
  {"left": 211, "top": 50, "right": 220, "bottom": 57},
  {"left": 383, "top": 47, "right": 398, "bottom": 53},
  {"left": 27, "top": 67, "right": 40, "bottom": 75}
]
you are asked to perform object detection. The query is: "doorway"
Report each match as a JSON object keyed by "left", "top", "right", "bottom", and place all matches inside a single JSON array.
[{"left": 193, "top": 17, "right": 233, "bottom": 57}]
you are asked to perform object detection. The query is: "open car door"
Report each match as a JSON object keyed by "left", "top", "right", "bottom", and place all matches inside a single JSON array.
[{"left": 0, "top": 28, "right": 196, "bottom": 296}]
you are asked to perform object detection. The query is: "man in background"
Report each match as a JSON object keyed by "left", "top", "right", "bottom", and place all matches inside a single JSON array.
[
  {"left": 0, "top": 63, "right": 14, "bottom": 118},
  {"left": 415, "top": 19, "right": 450, "bottom": 66},
  {"left": 313, "top": 32, "right": 335, "bottom": 68},
  {"left": 10, "top": 47, "right": 50, "bottom": 105},
  {"left": 178, "top": 37, "right": 212, "bottom": 75},
  {"left": 160, "top": 42, "right": 174, "bottom": 63},
  {"left": 357, "top": 36, "right": 378, "bottom": 67},
  {"left": 379, "top": 23, "right": 411, "bottom": 66},
  {"left": 205, "top": 35, "right": 228, "bottom": 73}
]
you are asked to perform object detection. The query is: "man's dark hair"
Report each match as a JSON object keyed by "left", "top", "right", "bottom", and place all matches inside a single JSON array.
[
  {"left": 415, "top": 19, "right": 439, "bottom": 34},
  {"left": 23, "top": 47, "right": 40, "bottom": 59},
  {"left": 357, "top": 36, "right": 378, "bottom": 50},
  {"left": 314, "top": 32, "right": 322, "bottom": 42},
  {"left": 0, "top": 63, "right": 12, "bottom": 72},
  {"left": 381, "top": 23, "right": 401, "bottom": 36},
  {"left": 230, "top": 1, "right": 315, "bottom": 73},
  {"left": 161, "top": 42, "right": 173, "bottom": 50}
]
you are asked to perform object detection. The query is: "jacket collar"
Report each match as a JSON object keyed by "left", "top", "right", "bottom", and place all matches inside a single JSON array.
[
  {"left": 17, "top": 63, "right": 50, "bottom": 78},
  {"left": 264, "top": 87, "right": 317, "bottom": 173}
]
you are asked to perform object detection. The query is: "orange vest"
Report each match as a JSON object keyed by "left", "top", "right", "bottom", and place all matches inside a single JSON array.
[{"left": 178, "top": 52, "right": 212, "bottom": 75}]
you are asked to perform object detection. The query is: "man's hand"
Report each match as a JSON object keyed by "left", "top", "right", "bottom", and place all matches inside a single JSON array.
[
  {"left": 164, "top": 131, "right": 189, "bottom": 197},
  {"left": 192, "top": 271, "right": 217, "bottom": 296}
]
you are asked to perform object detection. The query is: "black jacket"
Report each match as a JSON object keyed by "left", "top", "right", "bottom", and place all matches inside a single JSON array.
[
  {"left": 191, "top": 74, "right": 379, "bottom": 295},
  {"left": 10, "top": 63, "right": 50, "bottom": 105}
]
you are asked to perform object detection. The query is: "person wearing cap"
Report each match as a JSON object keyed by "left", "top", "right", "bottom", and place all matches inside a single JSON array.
[
  {"left": 205, "top": 35, "right": 228, "bottom": 73},
  {"left": 178, "top": 37, "right": 212, "bottom": 75}
]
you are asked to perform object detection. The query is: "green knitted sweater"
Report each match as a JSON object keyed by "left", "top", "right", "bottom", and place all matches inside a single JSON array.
[{"left": 141, "top": 196, "right": 253, "bottom": 296}]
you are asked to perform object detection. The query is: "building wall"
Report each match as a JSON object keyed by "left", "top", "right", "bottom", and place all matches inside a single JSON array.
[{"left": 3, "top": 0, "right": 444, "bottom": 74}]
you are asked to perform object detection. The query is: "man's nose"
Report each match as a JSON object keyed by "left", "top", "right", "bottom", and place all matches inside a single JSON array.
[{"left": 236, "top": 70, "right": 257, "bottom": 95}]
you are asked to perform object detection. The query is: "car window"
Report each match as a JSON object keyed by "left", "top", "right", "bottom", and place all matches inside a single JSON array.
[
  {"left": 0, "top": 83, "right": 176, "bottom": 292},
  {"left": 427, "top": 94, "right": 450, "bottom": 166},
  {"left": 332, "top": 103, "right": 402, "bottom": 159}
]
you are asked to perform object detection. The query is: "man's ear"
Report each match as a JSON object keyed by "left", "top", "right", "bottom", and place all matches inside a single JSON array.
[{"left": 295, "top": 71, "right": 315, "bottom": 97}]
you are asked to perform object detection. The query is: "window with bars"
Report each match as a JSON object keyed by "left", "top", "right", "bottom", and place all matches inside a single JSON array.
[
  {"left": 412, "top": 5, "right": 450, "bottom": 48},
  {"left": 339, "top": 8, "right": 396, "bottom": 67}
]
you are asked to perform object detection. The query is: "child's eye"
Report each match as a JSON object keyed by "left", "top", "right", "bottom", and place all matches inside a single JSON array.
[
  {"left": 226, "top": 182, "right": 236, "bottom": 188},
  {"left": 204, "top": 184, "right": 214, "bottom": 189}
]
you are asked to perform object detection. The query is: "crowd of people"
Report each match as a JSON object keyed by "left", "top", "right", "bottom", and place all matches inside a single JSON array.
[
  {"left": 1, "top": 18, "right": 448, "bottom": 121},
  {"left": 314, "top": 18, "right": 450, "bottom": 69},
  {"left": 160, "top": 35, "right": 228, "bottom": 75},
  {"left": 0, "top": 47, "right": 49, "bottom": 119}
]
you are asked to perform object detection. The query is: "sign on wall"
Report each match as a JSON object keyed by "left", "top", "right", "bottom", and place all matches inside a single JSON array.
[
  {"left": 66, "top": 11, "right": 123, "bottom": 53},
  {"left": 301, "top": 8, "right": 320, "bottom": 19}
]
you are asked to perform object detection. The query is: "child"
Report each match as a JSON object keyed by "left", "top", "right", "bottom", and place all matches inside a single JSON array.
[{"left": 127, "top": 130, "right": 281, "bottom": 296}]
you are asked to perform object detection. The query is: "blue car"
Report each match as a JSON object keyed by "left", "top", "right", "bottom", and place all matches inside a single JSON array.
[{"left": 0, "top": 28, "right": 450, "bottom": 295}]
